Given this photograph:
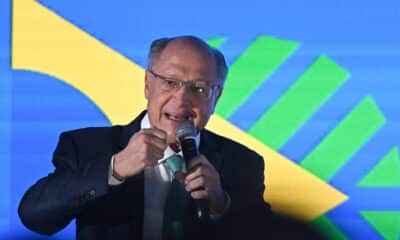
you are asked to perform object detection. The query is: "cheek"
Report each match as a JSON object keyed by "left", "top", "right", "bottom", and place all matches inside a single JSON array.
[
  {"left": 194, "top": 104, "right": 213, "bottom": 128},
  {"left": 148, "top": 93, "right": 171, "bottom": 119}
]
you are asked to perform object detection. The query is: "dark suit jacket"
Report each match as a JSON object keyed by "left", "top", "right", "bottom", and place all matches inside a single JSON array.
[{"left": 18, "top": 111, "right": 270, "bottom": 240}]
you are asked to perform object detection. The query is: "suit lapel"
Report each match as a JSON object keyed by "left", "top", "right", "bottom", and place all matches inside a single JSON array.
[{"left": 117, "top": 111, "right": 146, "bottom": 151}]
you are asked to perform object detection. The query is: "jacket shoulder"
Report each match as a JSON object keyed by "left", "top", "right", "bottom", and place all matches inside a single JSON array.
[
  {"left": 58, "top": 125, "right": 123, "bottom": 148},
  {"left": 63, "top": 126, "right": 115, "bottom": 136},
  {"left": 203, "top": 129, "right": 262, "bottom": 159}
]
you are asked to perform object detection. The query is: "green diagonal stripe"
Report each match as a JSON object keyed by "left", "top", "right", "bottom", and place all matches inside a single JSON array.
[
  {"left": 300, "top": 96, "right": 386, "bottom": 181},
  {"left": 357, "top": 147, "right": 400, "bottom": 187},
  {"left": 215, "top": 36, "right": 299, "bottom": 118},
  {"left": 248, "top": 55, "right": 349, "bottom": 150},
  {"left": 207, "top": 37, "right": 226, "bottom": 49},
  {"left": 361, "top": 211, "right": 400, "bottom": 240}
]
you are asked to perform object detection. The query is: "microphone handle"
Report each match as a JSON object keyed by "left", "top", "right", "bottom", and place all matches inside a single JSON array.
[{"left": 180, "top": 138, "right": 210, "bottom": 222}]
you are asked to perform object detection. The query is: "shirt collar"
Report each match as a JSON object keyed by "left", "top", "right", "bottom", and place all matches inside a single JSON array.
[{"left": 141, "top": 113, "right": 200, "bottom": 163}]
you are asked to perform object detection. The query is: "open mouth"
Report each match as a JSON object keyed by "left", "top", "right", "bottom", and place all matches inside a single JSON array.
[{"left": 165, "top": 113, "right": 194, "bottom": 122}]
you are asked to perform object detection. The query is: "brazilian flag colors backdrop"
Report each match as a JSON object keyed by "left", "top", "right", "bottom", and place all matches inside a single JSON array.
[{"left": 1, "top": 0, "right": 400, "bottom": 239}]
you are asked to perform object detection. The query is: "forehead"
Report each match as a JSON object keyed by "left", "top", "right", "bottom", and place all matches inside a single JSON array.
[{"left": 154, "top": 39, "right": 218, "bottom": 81}]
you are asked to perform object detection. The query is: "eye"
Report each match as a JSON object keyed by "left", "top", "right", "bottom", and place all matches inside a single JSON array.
[
  {"left": 192, "top": 85, "right": 207, "bottom": 94},
  {"left": 163, "top": 78, "right": 178, "bottom": 88}
]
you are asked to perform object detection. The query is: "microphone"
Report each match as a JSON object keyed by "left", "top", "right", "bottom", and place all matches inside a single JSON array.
[{"left": 176, "top": 123, "right": 210, "bottom": 222}]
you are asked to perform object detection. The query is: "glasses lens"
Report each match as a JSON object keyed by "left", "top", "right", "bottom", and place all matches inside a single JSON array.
[
  {"left": 161, "top": 78, "right": 179, "bottom": 91},
  {"left": 190, "top": 83, "right": 210, "bottom": 99}
]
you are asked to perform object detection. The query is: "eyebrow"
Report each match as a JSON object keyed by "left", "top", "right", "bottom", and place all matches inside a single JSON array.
[{"left": 150, "top": 70, "right": 211, "bottom": 85}]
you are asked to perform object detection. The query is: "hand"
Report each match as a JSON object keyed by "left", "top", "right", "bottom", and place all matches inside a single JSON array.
[
  {"left": 113, "top": 128, "right": 167, "bottom": 179},
  {"left": 184, "top": 155, "right": 226, "bottom": 214}
]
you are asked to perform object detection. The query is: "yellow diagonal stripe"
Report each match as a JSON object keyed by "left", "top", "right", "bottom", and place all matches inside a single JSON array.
[
  {"left": 12, "top": 0, "right": 146, "bottom": 124},
  {"left": 13, "top": 0, "right": 348, "bottom": 221},
  {"left": 207, "top": 115, "right": 348, "bottom": 220}
]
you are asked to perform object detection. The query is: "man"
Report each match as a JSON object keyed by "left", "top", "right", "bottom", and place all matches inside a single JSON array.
[{"left": 18, "top": 36, "right": 271, "bottom": 240}]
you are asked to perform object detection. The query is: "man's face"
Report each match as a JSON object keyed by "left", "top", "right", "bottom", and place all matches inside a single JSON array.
[{"left": 145, "top": 40, "right": 222, "bottom": 145}]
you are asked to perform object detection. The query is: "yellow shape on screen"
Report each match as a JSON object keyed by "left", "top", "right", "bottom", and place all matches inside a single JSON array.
[
  {"left": 207, "top": 115, "right": 348, "bottom": 220},
  {"left": 12, "top": 0, "right": 146, "bottom": 124}
]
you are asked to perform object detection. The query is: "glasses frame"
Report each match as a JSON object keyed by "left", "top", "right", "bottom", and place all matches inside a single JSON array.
[{"left": 148, "top": 69, "right": 221, "bottom": 100}]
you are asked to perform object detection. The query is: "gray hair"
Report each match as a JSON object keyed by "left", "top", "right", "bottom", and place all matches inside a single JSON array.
[{"left": 147, "top": 36, "right": 228, "bottom": 84}]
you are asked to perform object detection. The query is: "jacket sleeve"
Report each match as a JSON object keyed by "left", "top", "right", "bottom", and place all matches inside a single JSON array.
[{"left": 18, "top": 131, "right": 113, "bottom": 235}]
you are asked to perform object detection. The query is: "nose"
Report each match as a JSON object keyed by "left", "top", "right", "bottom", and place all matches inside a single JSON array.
[{"left": 172, "top": 84, "right": 193, "bottom": 103}]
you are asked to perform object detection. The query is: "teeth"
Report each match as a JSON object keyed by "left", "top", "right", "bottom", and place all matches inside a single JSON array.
[
  {"left": 166, "top": 113, "right": 192, "bottom": 121},
  {"left": 170, "top": 115, "right": 180, "bottom": 120}
]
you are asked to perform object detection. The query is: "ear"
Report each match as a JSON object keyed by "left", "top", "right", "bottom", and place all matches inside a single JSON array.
[
  {"left": 215, "top": 87, "right": 223, "bottom": 102},
  {"left": 210, "top": 87, "right": 223, "bottom": 114},
  {"left": 144, "top": 70, "right": 150, "bottom": 100}
]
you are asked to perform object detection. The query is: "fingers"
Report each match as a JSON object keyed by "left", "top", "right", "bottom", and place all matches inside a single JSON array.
[
  {"left": 190, "top": 189, "right": 208, "bottom": 199},
  {"left": 185, "top": 174, "right": 206, "bottom": 192},
  {"left": 183, "top": 155, "right": 226, "bottom": 213},
  {"left": 185, "top": 177, "right": 210, "bottom": 200},
  {"left": 141, "top": 127, "right": 167, "bottom": 141},
  {"left": 186, "top": 154, "right": 211, "bottom": 174},
  {"left": 185, "top": 160, "right": 208, "bottom": 183},
  {"left": 184, "top": 155, "right": 218, "bottom": 198},
  {"left": 140, "top": 128, "right": 167, "bottom": 151},
  {"left": 113, "top": 128, "right": 168, "bottom": 178},
  {"left": 133, "top": 128, "right": 168, "bottom": 162}
]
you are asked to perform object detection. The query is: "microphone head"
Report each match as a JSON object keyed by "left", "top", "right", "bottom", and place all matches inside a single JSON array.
[{"left": 176, "top": 122, "right": 198, "bottom": 142}]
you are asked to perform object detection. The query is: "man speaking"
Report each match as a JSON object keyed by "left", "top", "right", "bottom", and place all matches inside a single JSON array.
[{"left": 18, "top": 36, "right": 271, "bottom": 240}]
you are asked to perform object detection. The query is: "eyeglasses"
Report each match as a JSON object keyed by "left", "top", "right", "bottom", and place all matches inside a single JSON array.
[{"left": 148, "top": 69, "right": 221, "bottom": 100}]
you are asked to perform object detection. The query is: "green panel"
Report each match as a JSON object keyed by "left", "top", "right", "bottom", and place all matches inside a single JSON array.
[
  {"left": 300, "top": 97, "right": 386, "bottom": 181},
  {"left": 361, "top": 211, "right": 400, "bottom": 240},
  {"left": 206, "top": 37, "right": 226, "bottom": 49},
  {"left": 248, "top": 55, "right": 349, "bottom": 150},
  {"left": 312, "top": 215, "right": 348, "bottom": 240},
  {"left": 215, "top": 36, "right": 299, "bottom": 118},
  {"left": 358, "top": 147, "right": 400, "bottom": 187}
]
